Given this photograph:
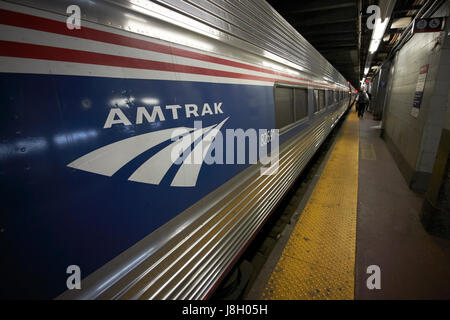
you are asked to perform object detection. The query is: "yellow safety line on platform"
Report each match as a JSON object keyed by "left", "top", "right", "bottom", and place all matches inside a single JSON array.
[{"left": 262, "top": 112, "right": 359, "bottom": 300}]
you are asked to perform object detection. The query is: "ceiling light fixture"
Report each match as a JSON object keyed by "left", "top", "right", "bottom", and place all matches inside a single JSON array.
[{"left": 369, "top": 17, "right": 390, "bottom": 53}]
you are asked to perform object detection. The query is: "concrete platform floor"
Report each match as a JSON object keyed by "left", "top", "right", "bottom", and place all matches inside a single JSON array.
[
  {"left": 355, "top": 110, "right": 450, "bottom": 299},
  {"left": 246, "top": 108, "right": 450, "bottom": 300},
  {"left": 260, "top": 110, "right": 359, "bottom": 299}
]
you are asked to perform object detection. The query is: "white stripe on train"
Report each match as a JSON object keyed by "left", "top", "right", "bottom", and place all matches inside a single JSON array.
[
  {"left": 0, "top": 1, "right": 329, "bottom": 87},
  {"left": 0, "top": 56, "right": 274, "bottom": 86},
  {"left": 0, "top": 24, "right": 304, "bottom": 84}
]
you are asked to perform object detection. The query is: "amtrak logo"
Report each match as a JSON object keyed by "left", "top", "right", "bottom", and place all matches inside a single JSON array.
[{"left": 68, "top": 118, "right": 228, "bottom": 187}]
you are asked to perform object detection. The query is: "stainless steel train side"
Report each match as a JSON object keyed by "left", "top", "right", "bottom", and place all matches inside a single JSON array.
[{"left": 0, "top": 0, "right": 356, "bottom": 299}]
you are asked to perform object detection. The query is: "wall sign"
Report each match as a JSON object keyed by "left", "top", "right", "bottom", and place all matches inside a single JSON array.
[
  {"left": 413, "top": 17, "right": 445, "bottom": 34},
  {"left": 411, "top": 64, "right": 429, "bottom": 118}
]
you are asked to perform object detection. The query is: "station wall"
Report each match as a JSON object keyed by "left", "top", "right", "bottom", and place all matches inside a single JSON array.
[{"left": 381, "top": 2, "right": 450, "bottom": 192}]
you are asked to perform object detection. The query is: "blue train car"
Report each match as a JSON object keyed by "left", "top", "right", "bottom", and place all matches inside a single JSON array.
[{"left": 0, "top": 0, "right": 355, "bottom": 299}]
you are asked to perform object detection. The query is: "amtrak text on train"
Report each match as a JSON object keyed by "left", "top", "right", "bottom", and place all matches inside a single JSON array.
[{"left": 103, "top": 102, "right": 224, "bottom": 128}]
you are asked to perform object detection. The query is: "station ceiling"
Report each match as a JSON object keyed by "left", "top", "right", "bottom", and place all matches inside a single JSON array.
[
  {"left": 268, "top": 0, "right": 429, "bottom": 89},
  {"left": 361, "top": 0, "right": 427, "bottom": 80},
  {"left": 268, "top": 0, "right": 361, "bottom": 87}
]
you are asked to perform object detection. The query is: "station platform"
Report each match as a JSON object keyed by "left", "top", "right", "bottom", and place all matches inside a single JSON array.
[{"left": 246, "top": 109, "right": 450, "bottom": 300}]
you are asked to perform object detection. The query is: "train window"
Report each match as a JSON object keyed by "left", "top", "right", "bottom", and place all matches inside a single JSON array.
[
  {"left": 274, "top": 86, "right": 294, "bottom": 129},
  {"left": 327, "top": 90, "right": 334, "bottom": 106},
  {"left": 334, "top": 90, "right": 339, "bottom": 102},
  {"left": 313, "top": 89, "right": 325, "bottom": 112},
  {"left": 294, "top": 88, "right": 308, "bottom": 121},
  {"left": 274, "top": 85, "right": 309, "bottom": 129},
  {"left": 313, "top": 90, "right": 319, "bottom": 112},
  {"left": 319, "top": 90, "right": 325, "bottom": 109}
]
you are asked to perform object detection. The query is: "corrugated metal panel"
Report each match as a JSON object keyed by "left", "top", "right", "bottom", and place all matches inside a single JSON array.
[
  {"left": 3, "top": 0, "right": 349, "bottom": 87},
  {"left": 1, "top": 0, "right": 354, "bottom": 299},
  {"left": 152, "top": 0, "right": 347, "bottom": 84},
  {"left": 86, "top": 104, "right": 350, "bottom": 300}
]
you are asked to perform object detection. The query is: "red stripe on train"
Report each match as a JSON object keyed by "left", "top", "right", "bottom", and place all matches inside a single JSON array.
[
  {"left": 0, "top": 40, "right": 335, "bottom": 88},
  {"left": 0, "top": 8, "right": 321, "bottom": 85}
]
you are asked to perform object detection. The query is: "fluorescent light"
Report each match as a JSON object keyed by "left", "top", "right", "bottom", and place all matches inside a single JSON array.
[
  {"left": 369, "top": 40, "right": 381, "bottom": 53},
  {"left": 391, "top": 17, "right": 412, "bottom": 29},
  {"left": 369, "top": 18, "right": 389, "bottom": 54},
  {"left": 373, "top": 18, "right": 389, "bottom": 39}
]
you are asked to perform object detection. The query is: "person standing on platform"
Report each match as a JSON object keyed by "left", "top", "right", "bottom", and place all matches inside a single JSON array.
[{"left": 357, "top": 91, "right": 369, "bottom": 119}]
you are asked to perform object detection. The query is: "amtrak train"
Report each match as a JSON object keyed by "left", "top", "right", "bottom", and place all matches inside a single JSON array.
[{"left": 0, "top": 0, "right": 356, "bottom": 299}]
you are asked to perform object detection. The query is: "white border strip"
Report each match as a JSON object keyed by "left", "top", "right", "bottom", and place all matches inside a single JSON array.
[
  {"left": 0, "top": 56, "right": 274, "bottom": 86},
  {"left": 0, "top": 24, "right": 303, "bottom": 84}
]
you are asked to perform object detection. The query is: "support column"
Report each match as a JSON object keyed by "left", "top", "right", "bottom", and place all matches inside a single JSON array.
[{"left": 421, "top": 98, "right": 450, "bottom": 239}]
